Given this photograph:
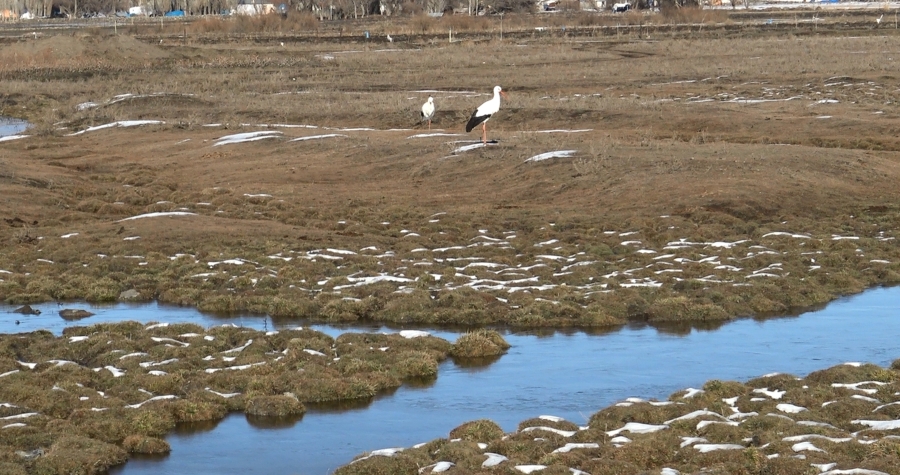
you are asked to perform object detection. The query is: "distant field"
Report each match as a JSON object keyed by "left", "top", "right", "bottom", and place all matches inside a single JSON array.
[{"left": 1, "top": 10, "right": 899, "bottom": 329}]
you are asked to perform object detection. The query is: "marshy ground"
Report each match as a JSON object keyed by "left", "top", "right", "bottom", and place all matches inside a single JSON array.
[
  {"left": 337, "top": 359, "right": 900, "bottom": 475},
  {"left": 1, "top": 6, "right": 900, "bottom": 474}
]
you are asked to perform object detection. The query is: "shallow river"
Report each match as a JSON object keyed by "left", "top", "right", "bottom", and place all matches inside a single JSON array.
[{"left": 2, "top": 287, "right": 899, "bottom": 475}]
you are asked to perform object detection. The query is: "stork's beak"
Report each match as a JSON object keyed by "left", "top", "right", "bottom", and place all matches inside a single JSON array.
[{"left": 500, "top": 90, "right": 509, "bottom": 99}]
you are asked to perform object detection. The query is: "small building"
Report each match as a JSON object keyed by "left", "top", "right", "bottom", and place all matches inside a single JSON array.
[
  {"left": 538, "top": 0, "right": 559, "bottom": 11},
  {"left": 235, "top": 0, "right": 276, "bottom": 15}
]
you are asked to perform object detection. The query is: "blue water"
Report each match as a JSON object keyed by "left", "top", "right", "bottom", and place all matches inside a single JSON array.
[
  {"left": 3, "top": 288, "right": 898, "bottom": 475},
  {"left": 0, "top": 116, "right": 28, "bottom": 137}
]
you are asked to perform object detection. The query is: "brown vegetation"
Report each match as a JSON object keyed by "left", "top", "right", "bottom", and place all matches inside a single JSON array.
[
  {"left": 3, "top": 13, "right": 899, "bottom": 330},
  {"left": 1, "top": 13, "right": 900, "bottom": 471},
  {"left": 0, "top": 323, "right": 455, "bottom": 473}
]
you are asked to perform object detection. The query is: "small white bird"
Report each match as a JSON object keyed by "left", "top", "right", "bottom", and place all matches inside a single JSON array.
[
  {"left": 280, "top": 41, "right": 285, "bottom": 47},
  {"left": 387, "top": 34, "right": 393, "bottom": 43},
  {"left": 877, "top": 14, "right": 884, "bottom": 25},
  {"left": 466, "top": 86, "right": 507, "bottom": 145},
  {"left": 421, "top": 97, "right": 435, "bottom": 130}
]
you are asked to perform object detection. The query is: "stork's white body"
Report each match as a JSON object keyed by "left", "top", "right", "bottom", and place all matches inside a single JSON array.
[
  {"left": 421, "top": 97, "right": 435, "bottom": 129},
  {"left": 466, "top": 86, "right": 507, "bottom": 144}
]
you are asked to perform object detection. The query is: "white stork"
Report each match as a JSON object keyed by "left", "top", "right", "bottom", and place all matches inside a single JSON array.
[
  {"left": 421, "top": 97, "right": 435, "bottom": 130},
  {"left": 465, "top": 85, "right": 507, "bottom": 144}
]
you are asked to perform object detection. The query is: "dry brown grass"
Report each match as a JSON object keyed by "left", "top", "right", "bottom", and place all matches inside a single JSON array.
[{"left": 2, "top": 17, "right": 900, "bottom": 332}]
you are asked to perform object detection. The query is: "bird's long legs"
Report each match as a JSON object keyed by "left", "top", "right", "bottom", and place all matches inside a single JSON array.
[{"left": 481, "top": 122, "right": 487, "bottom": 145}]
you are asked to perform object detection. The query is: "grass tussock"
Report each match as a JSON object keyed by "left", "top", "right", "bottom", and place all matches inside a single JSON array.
[
  {"left": 245, "top": 395, "right": 306, "bottom": 417},
  {"left": 122, "top": 435, "right": 171, "bottom": 454},
  {"left": 449, "top": 329, "right": 510, "bottom": 358},
  {"left": 32, "top": 436, "right": 128, "bottom": 475}
]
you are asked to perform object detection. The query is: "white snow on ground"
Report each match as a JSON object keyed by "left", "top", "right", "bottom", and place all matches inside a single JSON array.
[
  {"left": 833, "top": 381, "right": 886, "bottom": 394},
  {"left": 680, "top": 437, "right": 709, "bottom": 448},
  {"left": 681, "top": 388, "right": 705, "bottom": 398},
  {"left": 792, "top": 441, "right": 826, "bottom": 453},
  {"left": 753, "top": 388, "right": 786, "bottom": 399},
  {"left": 139, "top": 358, "right": 179, "bottom": 368},
  {"left": 533, "top": 129, "right": 592, "bottom": 133},
  {"left": 213, "top": 131, "right": 282, "bottom": 146},
  {"left": 67, "top": 120, "right": 164, "bottom": 136},
  {"left": 289, "top": 134, "right": 348, "bottom": 142},
  {"left": 0, "top": 413, "right": 37, "bottom": 421},
  {"left": 204, "top": 362, "right": 266, "bottom": 373},
  {"left": 482, "top": 453, "right": 508, "bottom": 467},
  {"left": 115, "top": 211, "right": 197, "bottom": 222},
  {"left": 525, "top": 150, "right": 577, "bottom": 162},
  {"left": 515, "top": 466, "right": 546, "bottom": 474},
  {"left": 851, "top": 419, "right": 900, "bottom": 430},
  {"left": 0, "top": 135, "right": 29, "bottom": 142},
  {"left": 762, "top": 232, "right": 811, "bottom": 239},
  {"left": 783, "top": 434, "right": 852, "bottom": 443},
  {"left": 425, "top": 461, "right": 455, "bottom": 472},
  {"left": 606, "top": 422, "right": 668, "bottom": 436},
  {"left": 610, "top": 435, "right": 632, "bottom": 446},
  {"left": 820, "top": 470, "right": 891, "bottom": 475},
  {"left": 777, "top": 403, "right": 808, "bottom": 414},
  {"left": 522, "top": 426, "right": 577, "bottom": 437},
  {"left": 151, "top": 337, "right": 189, "bottom": 347},
  {"left": 539, "top": 415, "right": 565, "bottom": 422},
  {"left": 407, "top": 133, "right": 462, "bottom": 138},
  {"left": 694, "top": 444, "right": 744, "bottom": 453},
  {"left": 399, "top": 330, "right": 430, "bottom": 339},
  {"left": 221, "top": 340, "right": 253, "bottom": 354},
  {"left": 126, "top": 395, "right": 178, "bottom": 409},
  {"left": 665, "top": 410, "right": 727, "bottom": 424},
  {"left": 551, "top": 443, "right": 599, "bottom": 453},
  {"left": 350, "top": 447, "right": 404, "bottom": 463},
  {"left": 104, "top": 366, "right": 126, "bottom": 377},
  {"left": 205, "top": 388, "right": 241, "bottom": 398},
  {"left": 452, "top": 142, "right": 491, "bottom": 153}
]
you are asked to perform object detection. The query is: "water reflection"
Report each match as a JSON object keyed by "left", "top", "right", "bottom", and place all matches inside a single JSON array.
[
  {"left": 450, "top": 354, "right": 503, "bottom": 369},
  {"left": 245, "top": 414, "right": 304, "bottom": 430}
]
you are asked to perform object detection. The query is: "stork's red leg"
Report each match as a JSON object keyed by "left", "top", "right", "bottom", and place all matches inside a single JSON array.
[{"left": 482, "top": 122, "right": 487, "bottom": 144}]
